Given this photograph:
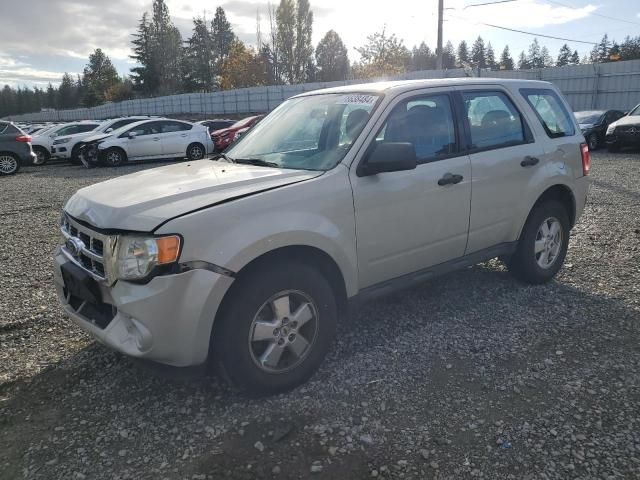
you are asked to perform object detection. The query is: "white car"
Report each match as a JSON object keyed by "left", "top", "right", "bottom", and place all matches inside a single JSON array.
[
  {"left": 32, "top": 121, "right": 101, "bottom": 165},
  {"left": 79, "top": 118, "right": 214, "bottom": 167},
  {"left": 51, "top": 117, "right": 150, "bottom": 163}
]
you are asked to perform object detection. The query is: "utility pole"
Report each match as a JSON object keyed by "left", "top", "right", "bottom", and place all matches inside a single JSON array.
[{"left": 436, "top": 0, "right": 444, "bottom": 70}]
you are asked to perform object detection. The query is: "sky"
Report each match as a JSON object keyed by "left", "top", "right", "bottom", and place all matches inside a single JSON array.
[{"left": 1, "top": 0, "right": 640, "bottom": 89}]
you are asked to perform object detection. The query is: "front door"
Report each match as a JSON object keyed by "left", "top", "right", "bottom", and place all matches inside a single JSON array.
[
  {"left": 125, "top": 121, "right": 163, "bottom": 159},
  {"left": 350, "top": 90, "right": 472, "bottom": 289}
]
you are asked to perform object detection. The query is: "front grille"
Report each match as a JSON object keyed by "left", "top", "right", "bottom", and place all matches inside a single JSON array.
[
  {"left": 616, "top": 125, "right": 640, "bottom": 134},
  {"left": 60, "top": 214, "right": 113, "bottom": 282}
]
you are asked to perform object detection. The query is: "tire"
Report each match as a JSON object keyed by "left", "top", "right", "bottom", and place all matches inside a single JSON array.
[
  {"left": 507, "top": 200, "right": 570, "bottom": 284},
  {"left": 186, "top": 142, "right": 205, "bottom": 161},
  {"left": 32, "top": 146, "right": 49, "bottom": 166},
  {"left": 213, "top": 262, "right": 337, "bottom": 396},
  {"left": 587, "top": 133, "right": 598, "bottom": 151},
  {"left": 102, "top": 148, "right": 127, "bottom": 167},
  {"left": 69, "top": 145, "right": 82, "bottom": 165},
  {"left": 0, "top": 153, "right": 20, "bottom": 176}
]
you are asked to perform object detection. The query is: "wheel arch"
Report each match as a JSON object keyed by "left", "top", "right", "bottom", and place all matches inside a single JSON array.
[
  {"left": 517, "top": 184, "right": 576, "bottom": 240},
  {"left": 187, "top": 142, "right": 206, "bottom": 159}
]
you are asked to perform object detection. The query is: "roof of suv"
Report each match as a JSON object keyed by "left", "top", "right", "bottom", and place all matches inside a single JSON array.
[{"left": 296, "top": 78, "right": 554, "bottom": 97}]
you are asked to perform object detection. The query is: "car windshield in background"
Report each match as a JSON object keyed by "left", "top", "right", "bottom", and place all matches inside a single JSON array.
[
  {"left": 575, "top": 112, "right": 602, "bottom": 124},
  {"left": 628, "top": 105, "right": 640, "bottom": 116},
  {"left": 226, "top": 93, "right": 381, "bottom": 171}
]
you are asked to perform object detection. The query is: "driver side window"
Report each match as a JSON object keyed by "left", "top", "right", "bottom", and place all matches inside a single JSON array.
[{"left": 375, "top": 94, "right": 457, "bottom": 164}]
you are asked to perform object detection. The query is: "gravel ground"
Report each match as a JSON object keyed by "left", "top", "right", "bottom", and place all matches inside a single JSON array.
[{"left": 1, "top": 152, "right": 639, "bottom": 480}]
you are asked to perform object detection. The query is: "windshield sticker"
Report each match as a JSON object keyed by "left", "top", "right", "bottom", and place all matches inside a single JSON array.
[{"left": 337, "top": 94, "right": 378, "bottom": 106}]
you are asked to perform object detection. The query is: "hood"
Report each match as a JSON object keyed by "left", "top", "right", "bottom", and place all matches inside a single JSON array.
[
  {"left": 65, "top": 160, "right": 322, "bottom": 231},
  {"left": 211, "top": 126, "right": 236, "bottom": 136},
  {"left": 611, "top": 115, "right": 640, "bottom": 128},
  {"left": 579, "top": 123, "right": 595, "bottom": 130},
  {"left": 82, "top": 132, "right": 114, "bottom": 143}
]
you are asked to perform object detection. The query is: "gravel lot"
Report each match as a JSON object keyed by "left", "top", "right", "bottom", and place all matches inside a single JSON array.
[{"left": 1, "top": 152, "right": 639, "bottom": 480}]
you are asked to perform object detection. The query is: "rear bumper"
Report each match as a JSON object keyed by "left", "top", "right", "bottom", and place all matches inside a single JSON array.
[
  {"left": 19, "top": 150, "right": 37, "bottom": 164},
  {"left": 53, "top": 248, "right": 235, "bottom": 366},
  {"left": 573, "top": 175, "right": 590, "bottom": 225}
]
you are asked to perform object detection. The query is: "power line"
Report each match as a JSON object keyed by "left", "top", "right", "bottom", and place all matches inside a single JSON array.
[
  {"left": 541, "top": 0, "right": 640, "bottom": 27},
  {"left": 447, "top": 13, "right": 598, "bottom": 44},
  {"left": 463, "top": 0, "right": 518, "bottom": 8}
]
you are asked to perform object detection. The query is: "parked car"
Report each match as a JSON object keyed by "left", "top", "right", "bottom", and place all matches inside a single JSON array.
[
  {"left": 211, "top": 115, "right": 264, "bottom": 151},
  {"left": 51, "top": 116, "right": 150, "bottom": 164},
  {"left": 54, "top": 78, "right": 589, "bottom": 395},
  {"left": 574, "top": 109, "right": 625, "bottom": 150},
  {"left": 0, "top": 121, "right": 36, "bottom": 175},
  {"left": 78, "top": 118, "right": 214, "bottom": 167},
  {"left": 197, "top": 119, "right": 235, "bottom": 133},
  {"left": 605, "top": 103, "right": 640, "bottom": 152},
  {"left": 32, "top": 121, "right": 101, "bottom": 165}
]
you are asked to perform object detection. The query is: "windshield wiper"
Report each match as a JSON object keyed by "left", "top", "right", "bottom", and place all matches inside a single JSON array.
[
  {"left": 212, "top": 152, "right": 235, "bottom": 163},
  {"left": 234, "top": 158, "right": 279, "bottom": 168}
]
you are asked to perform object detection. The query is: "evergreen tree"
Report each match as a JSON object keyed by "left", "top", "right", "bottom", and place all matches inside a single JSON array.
[
  {"left": 471, "top": 36, "right": 487, "bottom": 68},
  {"left": 151, "top": 0, "right": 183, "bottom": 94},
  {"left": 499, "top": 46, "right": 514, "bottom": 70},
  {"left": 315, "top": 30, "right": 349, "bottom": 81},
  {"left": 486, "top": 42, "right": 496, "bottom": 70},
  {"left": 130, "top": 12, "right": 159, "bottom": 94},
  {"left": 410, "top": 42, "right": 436, "bottom": 71},
  {"left": 556, "top": 44, "right": 572, "bottom": 67},
  {"left": 620, "top": 36, "right": 640, "bottom": 60},
  {"left": 457, "top": 40, "right": 470, "bottom": 66},
  {"left": 518, "top": 51, "right": 530, "bottom": 69},
  {"left": 46, "top": 83, "right": 57, "bottom": 109},
  {"left": 276, "top": 0, "right": 297, "bottom": 83},
  {"left": 294, "top": 0, "right": 314, "bottom": 82},
  {"left": 58, "top": 73, "right": 76, "bottom": 109},
  {"left": 184, "top": 17, "right": 216, "bottom": 92},
  {"left": 540, "top": 46, "right": 553, "bottom": 67},
  {"left": 82, "top": 48, "right": 120, "bottom": 107},
  {"left": 443, "top": 41, "right": 456, "bottom": 69},
  {"left": 594, "top": 34, "right": 611, "bottom": 62},
  {"left": 570, "top": 50, "right": 581, "bottom": 65},
  {"left": 527, "top": 38, "right": 543, "bottom": 68},
  {"left": 211, "top": 7, "right": 236, "bottom": 68}
]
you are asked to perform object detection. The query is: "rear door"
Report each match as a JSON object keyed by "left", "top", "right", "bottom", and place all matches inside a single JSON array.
[
  {"left": 458, "top": 86, "right": 546, "bottom": 254},
  {"left": 158, "top": 121, "right": 192, "bottom": 155}
]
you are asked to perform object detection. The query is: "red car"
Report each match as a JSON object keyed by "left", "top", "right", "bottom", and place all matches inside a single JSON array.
[{"left": 211, "top": 115, "right": 263, "bottom": 151}]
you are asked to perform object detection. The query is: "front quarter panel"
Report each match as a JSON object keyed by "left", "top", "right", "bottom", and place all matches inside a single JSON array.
[{"left": 155, "top": 165, "right": 358, "bottom": 296}]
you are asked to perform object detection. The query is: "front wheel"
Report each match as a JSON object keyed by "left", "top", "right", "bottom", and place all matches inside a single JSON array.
[
  {"left": 187, "top": 143, "right": 205, "bottom": 161},
  {"left": 0, "top": 153, "right": 20, "bottom": 176},
  {"left": 213, "top": 262, "right": 337, "bottom": 395},
  {"left": 507, "top": 200, "right": 570, "bottom": 284},
  {"left": 102, "top": 148, "right": 127, "bottom": 167},
  {"left": 587, "top": 133, "right": 599, "bottom": 151}
]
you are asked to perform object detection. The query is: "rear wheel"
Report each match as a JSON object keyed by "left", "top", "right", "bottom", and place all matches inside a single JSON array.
[
  {"left": 33, "top": 146, "right": 49, "bottom": 165},
  {"left": 0, "top": 153, "right": 20, "bottom": 176},
  {"left": 103, "top": 148, "right": 127, "bottom": 167},
  {"left": 587, "top": 133, "right": 599, "bottom": 151},
  {"left": 213, "top": 262, "right": 337, "bottom": 395},
  {"left": 507, "top": 200, "right": 570, "bottom": 284},
  {"left": 187, "top": 142, "right": 205, "bottom": 161}
]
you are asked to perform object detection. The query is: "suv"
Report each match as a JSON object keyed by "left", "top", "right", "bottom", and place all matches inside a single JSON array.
[
  {"left": 605, "top": 103, "right": 640, "bottom": 152},
  {"left": 51, "top": 117, "right": 150, "bottom": 163},
  {"left": 54, "top": 79, "right": 589, "bottom": 395},
  {"left": 32, "top": 121, "right": 101, "bottom": 165},
  {"left": 0, "top": 121, "right": 35, "bottom": 175}
]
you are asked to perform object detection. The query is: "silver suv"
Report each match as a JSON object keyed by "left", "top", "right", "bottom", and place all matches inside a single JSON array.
[{"left": 54, "top": 79, "right": 590, "bottom": 394}]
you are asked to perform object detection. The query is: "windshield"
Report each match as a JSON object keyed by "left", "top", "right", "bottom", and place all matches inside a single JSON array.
[
  {"left": 574, "top": 112, "right": 602, "bottom": 124},
  {"left": 226, "top": 93, "right": 381, "bottom": 171},
  {"left": 629, "top": 104, "right": 640, "bottom": 116},
  {"left": 230, "top": 116, "right": 256, "bottom": 129}
]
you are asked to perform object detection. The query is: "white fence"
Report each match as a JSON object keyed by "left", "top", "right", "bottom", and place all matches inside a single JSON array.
[{"left": 5, "top": 59, "right": 640, "bottom": 122}]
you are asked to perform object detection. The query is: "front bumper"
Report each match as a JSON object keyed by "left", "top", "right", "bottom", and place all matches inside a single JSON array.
[
  {"left": 51, "top": 145, "right": 70, "bottom": 158},
  {"left": 53, "top": 248, "right": 234, "bottom": 366},
  {"left": 606, "top": 132, "right": 640, "bottom": 147}
]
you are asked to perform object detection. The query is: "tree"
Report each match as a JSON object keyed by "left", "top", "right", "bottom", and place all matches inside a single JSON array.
[
  {"left": 443, "top": 41, "right": 456, "bottom": 69},
  {"left": 211, "top": 7, "right": 235, "bottom": 68},
  {"left": 294, "top": 0, "right": 314, "bottom": 82},
  {"left": 276, "top": 0, "right": 297, "bottom": 83},
  {"left": 569, "top": 50, "right": 581, "bottom": 65},
  {"left": 105, "top": 77, "right": 135, "bottom": 102},
  {"left": 556, "top": 44, "right": 572, "bottom": 67},
  {"left": 410, "top": 42, "right": 436, "bottom": 71},
  {"left": 620, "top": 35, "right": 640, "bottom": 61},
  {"left": 486, "top": 42, "right": 496, "bottom": 70},
  {"left": 219, "top": 40, "right": 267, "bottom": 89},
  {"left": 499, "top": 46, "right": 514, "bottom": 70},
  {"left": 540, "top": 46, "right": 554, "bottom": 67},
  {"left": 593, "top": 34, "right": 611, "bottom": 63},
  {"left": 527, "top": 38, "right": 543, "bottom": 68},
  {"left": 352, "top": 28, "right": 410, "bottom": 78},
  {"left": 316, "top": 30, "right": 349, "bottom": 81},
  {"left": 58, "top": 73, "right": 76, "bottom": 108},
  {"left": 46, "top": 83, "right": 58, "bottom": 109},
  {"left": 184, "top": 17, "right": 216, "bottom": 92},
  {"left": 82, "top": 48, "right": 120, "bottom": 107},
  {"left": 151, "top": 0, "right": 184, "bottom": 94},
  {"left": 130, "top": 12, "right": 159, "bottom": 94},
  {"left": 518, "top": 51, "right": 530, "bottom": 69},
  {"left": 457, "top": 40, "right": 470, "bottom": 66},
  {"left": 471, "top": 36, "right": 486, "bottom": 68}
]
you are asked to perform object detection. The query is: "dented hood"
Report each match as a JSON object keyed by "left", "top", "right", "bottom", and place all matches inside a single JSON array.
[{"left": 65, "top": 160, "right": 322, "bottom": 231}]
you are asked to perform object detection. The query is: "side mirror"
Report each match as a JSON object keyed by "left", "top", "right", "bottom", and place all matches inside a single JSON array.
[
  {"left": 128, "top": 131, "right": 137, "bottom": 139},
  {"left": 359, "top": 142, "right": 417, "bottom": 176},
  {"left": 105, "top": 128, "right": 113, "bottom": 133}
]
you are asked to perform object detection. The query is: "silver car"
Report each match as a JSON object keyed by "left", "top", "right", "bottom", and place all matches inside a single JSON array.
[{"left": 54, "top": 78, "right": 590, "bottom": 394}]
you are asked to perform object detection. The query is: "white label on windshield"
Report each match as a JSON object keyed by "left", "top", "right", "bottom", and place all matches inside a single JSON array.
[{"left": 337, "top": 94, "right": 378, "bottom": 106}]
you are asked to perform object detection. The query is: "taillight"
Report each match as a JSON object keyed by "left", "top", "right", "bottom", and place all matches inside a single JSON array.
[
  {"left": 580, "top": 143, "right": 590, "bottom": 176},
  {"left": 16, "top": 135, "right": 32, "bottom": 143}
]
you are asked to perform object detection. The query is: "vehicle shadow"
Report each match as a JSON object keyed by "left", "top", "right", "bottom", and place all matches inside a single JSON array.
[{"left": 1, "top": 258, "right": 638, "bottom": 479}]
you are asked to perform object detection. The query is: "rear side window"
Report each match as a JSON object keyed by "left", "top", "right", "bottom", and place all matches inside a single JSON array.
[
  {"left": 110, "top": 119, "right": 139, "bottom": 130},
  {"left": 76, "top": 124, "right": 99, "bottom": 133},
  {"left": 521, "top": 88, "right": 575, "bottom": 138},
  {"left": 0, "top": 123, "right": 18, "bottom": 134},
  {"left": 462, "top": 91, "right": 526, "bottom": 149},
  {"left": 160, "top": 121, "right": 192, "bottom": 133}
]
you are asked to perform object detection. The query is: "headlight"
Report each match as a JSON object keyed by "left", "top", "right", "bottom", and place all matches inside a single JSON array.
[
  {"left": 606, "top": 125, "right": 616, "bottom": 135},
  {"left": 53, "top": 137, "right": 71, "bottom": 145},
  {"left": 115, "top": 235, "right": 181, "bottom": 280}
]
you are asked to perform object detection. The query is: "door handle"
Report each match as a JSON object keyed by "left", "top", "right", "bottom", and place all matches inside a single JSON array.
[
  {"left": 438, "top": 173, "right": 464, "bottom": 186},
  {"left": 521, "top": 156, "right": 540, "bottom": 167},
  {"left": 153, "top": 137, "right": 160, "bottom": 141},
  {"left": 180, "top": 134, "right": 188, "bottom": 137}
]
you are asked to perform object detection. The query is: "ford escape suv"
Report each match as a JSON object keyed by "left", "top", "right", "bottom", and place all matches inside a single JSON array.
[{"left": 54, "top": 79, "right": 589, "bottom": 395}]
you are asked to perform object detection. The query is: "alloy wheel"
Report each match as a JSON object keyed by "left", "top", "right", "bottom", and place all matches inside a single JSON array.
[
  {"left": 535, "top": 217, "right": 563, "bottom": 269},
  {"left": 248, "top": 290, "right": 319, "bottom": 373},
  {"left": 106, "top": 150, "right": 123, "bottom": 166},
  {"left": 189, "top": 145, "right": 204, "bottom": 160},
  {"left": 0, "top": 155, "right": 18, "bottom": 174}
]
